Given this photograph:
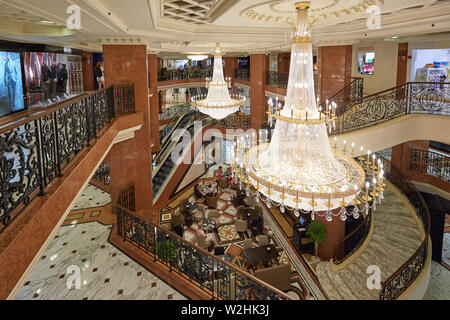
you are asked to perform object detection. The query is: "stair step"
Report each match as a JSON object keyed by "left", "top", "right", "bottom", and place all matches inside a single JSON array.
[
  {"left": 338, "top": 268, "right": 376, "bottom": 300},
  {"left": 346, "top": 263, "right": 380, "bottom": 299},
  {"left": 374, "top": 214, "right": 417, "bottom": 228},
  {"left": 360, "top": 245, "right": 397, "bottom": 277},
  {"left": 316, "top": 262, "right": 344, "bottom": 300},
  {"left": 323, "top": 264, "right": 358, "bottom": 300},
  {"left": 374, "top": 220, "right": 422, "bottom": 239}
]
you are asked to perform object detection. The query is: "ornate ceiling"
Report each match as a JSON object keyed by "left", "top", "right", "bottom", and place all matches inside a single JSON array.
[{"left": 0, "top": 0, "right": 448, "bottom": 55}]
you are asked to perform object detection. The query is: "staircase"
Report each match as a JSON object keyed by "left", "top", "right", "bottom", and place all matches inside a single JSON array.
[{"left": 316, "top": 184, "right": 424, "bottom": 300}]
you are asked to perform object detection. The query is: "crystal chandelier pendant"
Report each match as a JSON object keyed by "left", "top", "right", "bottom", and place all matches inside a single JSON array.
[
  {"left": 236, "top": 2, "right": 371, "bottom": 223},
  {"left": 191, "top": 43, "right": 246, "bottom": 120}
]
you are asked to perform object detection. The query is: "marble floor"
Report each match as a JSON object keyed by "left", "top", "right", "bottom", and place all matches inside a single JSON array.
[
  {"left": 14, "top": 221, "right": 186, "bottom": 300},
  {"left": 423, "top": 261, "right": 450, "bottom": 300},
  {"left": 72, "top": 184, "right": 111, "bottom": 210}
]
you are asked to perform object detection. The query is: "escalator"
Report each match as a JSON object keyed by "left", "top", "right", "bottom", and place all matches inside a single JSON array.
[{"left": 152, "top": 111, "right": 206, "bottom": 198}]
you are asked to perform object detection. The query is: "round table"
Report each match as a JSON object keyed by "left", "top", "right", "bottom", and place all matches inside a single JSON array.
[
  {"left": 183, "top": 202, "right": 197, "bottom": 213},
  {"left": 202, "top": 218, "right": 216, "bottom": 233},
  {"left": 198, "top": 180, "right": 218, "bottom": 197}
]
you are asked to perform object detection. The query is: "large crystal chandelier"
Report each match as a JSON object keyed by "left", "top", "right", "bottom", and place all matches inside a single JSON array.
[
  {"left": 191, "top": 43, "right": 246, "bottom": 120},
  {"left": 233, "top": 2, "right": 385, "bottom": 222}
]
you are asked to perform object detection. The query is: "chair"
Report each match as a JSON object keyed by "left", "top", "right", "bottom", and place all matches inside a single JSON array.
[
  {"left": 234, "top": 219, "right": 248, "bottom": 234},
  {"left": 171, "top": 214, "right": 183, "bottom": 229},
  {"left": 207, "top": 196, "right": 218, "bottom": 209},
  {"left": 253, "top": 263, "right": 292, "bottom": 292},
  {"left": 244, "top": 195, "right": 256, "bottom": 207},
  {"left": 236, "top": 205, "right": 246, "bottom": 219},
  {"left": 194, "top": 204, "right": 207, "bottom": 222},
  {"left": 207, "top": 209, "right": 221, "bottom": 225},
  {"left": 250, "top": 217, "right": 264, "bottom": 236},
  {"left": 242, "top": 238, "right": 253, "bottom": 250},
  {"left": 218, "top": 178, "right": 229, "bottom": 190},
  {"left": 196, "top": 234, "right": 210, "bottom": 250},
  {"left": 257, "top": 235, "right": 269, "bottom": 247},
  {"left": 254, "top": 204, "right": 264, "bottom": 217}
]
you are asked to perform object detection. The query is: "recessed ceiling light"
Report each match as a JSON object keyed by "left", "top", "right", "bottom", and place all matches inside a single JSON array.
[
  {"left": 40, "top": 20, "right": 55, "bottom": 24},
  {"left": 391, "top": 36, "right": 398, "bottom": 39}
]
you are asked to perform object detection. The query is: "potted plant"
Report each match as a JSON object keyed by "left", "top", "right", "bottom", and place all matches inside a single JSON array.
[
  {"left": 155, "top": 239, "right": 177, "bottom": 264},
  {"left": 306, "top": 221, "right": 327, "bottom": 258}
]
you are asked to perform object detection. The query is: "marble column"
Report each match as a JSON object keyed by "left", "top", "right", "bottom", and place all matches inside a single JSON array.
[
  {"left": 82, "top": 52, "right": 95, "bottom": 91},
  {"left": 317, "top": 45, "right": 352, "bottom": 102},
  {"left": 315, "top": 208, "right": 345, "bottom": 261},
  {"left": 148, "top": 54, "right": 161, "bottom": 153},
  {"left": 224, "top": 57, "right": 238, "bottom": 87},
  {"left": 250, "top": 53, "right": 267, "bottom": 130},
  {"left": 391, "top": 140, "right": 430, "bottom": 173},
  {"left": 103, "top": 45, "right": 155, "bottom": 223}
]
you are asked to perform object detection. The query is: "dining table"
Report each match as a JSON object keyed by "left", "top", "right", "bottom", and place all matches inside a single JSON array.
[{"left": 243, "top": 244, "right": 279, "bottom": 270}]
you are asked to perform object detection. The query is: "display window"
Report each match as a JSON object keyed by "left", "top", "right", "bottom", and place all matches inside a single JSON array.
[
  {"left": 410, "top": 48, "right": 449, "bottom": 83},
  {"left": 0, "top": 51, "right": 25, "bottom": 117},
  {"left": 23, "top": 52, "right": 83, "bottom": 107},
  {"left": 357, "top": 52, "right": 375, "bottom": 75}
]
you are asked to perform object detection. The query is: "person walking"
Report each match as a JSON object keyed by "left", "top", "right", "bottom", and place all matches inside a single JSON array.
[
  {"left": 4, "top": 52, "right": 19, "bottom": 109},
  {"left": 95, "top": 61, "right": 105, "bottom": 89}
]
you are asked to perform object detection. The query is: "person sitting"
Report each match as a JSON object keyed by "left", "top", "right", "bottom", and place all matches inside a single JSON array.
[
  {"left": 196, "top": 225, "right": 217, "bottom": 247},
  {"left": 215, "top": 166, "right": 224, "bottom": 179}
]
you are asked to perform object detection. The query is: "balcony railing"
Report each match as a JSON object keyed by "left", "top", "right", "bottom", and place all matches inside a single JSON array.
[
  {"left": 235, "top": 68, "right": 250, "bottom": 81},
  {"left": 158, "top": 69, "right": 213, "bottom": 82},
  {"left": 322, "top": 77, "right": 364, "bottom": 115},
  {"left": 377, "top": 155, "right": 430, "bottom": 300},
  {"left": 213, "top": 114, "right": 251, "bottom": 129},
  {"left": 159, "top": 103, "right": 192, "bottom": 121},
  {"left": 93, "top": 161, "right": 110, "bottom": 186},
  {"left": 266, "top": 71, "right": 288, "bottom": 89},
  {"left": 330, "top": 82, "right": 449, "bottom": 135},
  {"left": 116, "top": 202, "right": 292, "bottom": 300},
  {"left": 0, "top": 84, "right": 135, "bottom": 232},
  {"left": 410, "top": 148, "right": 450, "bottom": 182}
]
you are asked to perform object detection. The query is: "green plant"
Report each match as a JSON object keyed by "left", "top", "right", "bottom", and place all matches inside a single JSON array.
[
  {"left": 155, "top": 239, "right": 177, "bottom": 263},
  {"left": 306, "top": 221, "right": 327, "bottom": 256}
]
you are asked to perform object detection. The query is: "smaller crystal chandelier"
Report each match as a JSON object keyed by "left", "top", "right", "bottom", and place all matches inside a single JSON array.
[{"left": 191, "top": 43, "right": 246, "bottom": 120}]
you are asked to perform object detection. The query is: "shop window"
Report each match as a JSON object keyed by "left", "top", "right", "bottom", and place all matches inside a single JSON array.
[{"left": 357, "top": 52, "right": 375, "bottom": 75}]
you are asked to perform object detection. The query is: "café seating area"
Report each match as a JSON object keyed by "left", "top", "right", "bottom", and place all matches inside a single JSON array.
[{"left": 160, "top": 168, "right": 306, "bottom": 297}]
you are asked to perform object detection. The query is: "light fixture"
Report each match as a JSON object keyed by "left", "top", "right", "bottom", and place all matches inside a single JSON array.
[
  {"left": 187, "top": 54, "right": 209, "bottom": 61},
  {"left": 391, "top": 36, "right": 398, "bottom": 39},
  {"left": 190, "top": 43, "right": 246, "bottom": 120},
  {"left": 40, "top": 20, "right": 56, "bottom": 24},
  {"left": 233, "top": 2, "right": 383, "bottom": 222}
]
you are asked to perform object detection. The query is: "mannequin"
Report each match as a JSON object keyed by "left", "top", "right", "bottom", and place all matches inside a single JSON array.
[
  {"left": 57, "top": 63, "right": 68, "bottom": 97},
  {"left": 49, "top": 60, "right": 58, "bottom": 101}
]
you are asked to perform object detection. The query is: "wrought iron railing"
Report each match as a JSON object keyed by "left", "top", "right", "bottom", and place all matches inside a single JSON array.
[
  {"left": 214, "top": 114, "right": 251, "bottom": 129},
  {"left": 118, "top": 184, "right": 136, "bottom": 212},
  {"left": 116, "top": 204, "right": 292, "bottom": 300},
  {"left": 410, "top": 148, "right": 450, "bottom": 182},
  {"left": 158, "top": 69, "right": 213, "bottom": 82},
  {"left": 93, "top": 161, "right": 110, "bottom": 186},
  {"left": 0, "top": 84, "right": 135, "bottom": 232},
  {"left": 330, "top": 82, "right": 449, "bottom": 135},
  {"left": 266, "top": 71, "right": 288, "bottom": 89},
  {"left": 333, "top": 207, "right": 373, "bottom": 265},
  {"left": 235, "top": 68, "right": 250, "bottom": 81},
  {"left": 322, "top": 77, "right": 363, "bottom": 115},
  {"left": 159, "top": 103, "right": 192, "bottom": 121},
  {"left": 112, "top": 83, "right": 135, "bottom": 114},
  {"left": 377, "top": 155, "right": 430, "bottom": 300}
]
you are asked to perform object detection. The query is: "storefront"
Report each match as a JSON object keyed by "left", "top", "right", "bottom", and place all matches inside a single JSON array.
[
  {"left": 0, "top": 40, "right": 85, "bottom": 117},
  {"left": 410, "top": 48, "right": 449, "bottom": 83}
]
